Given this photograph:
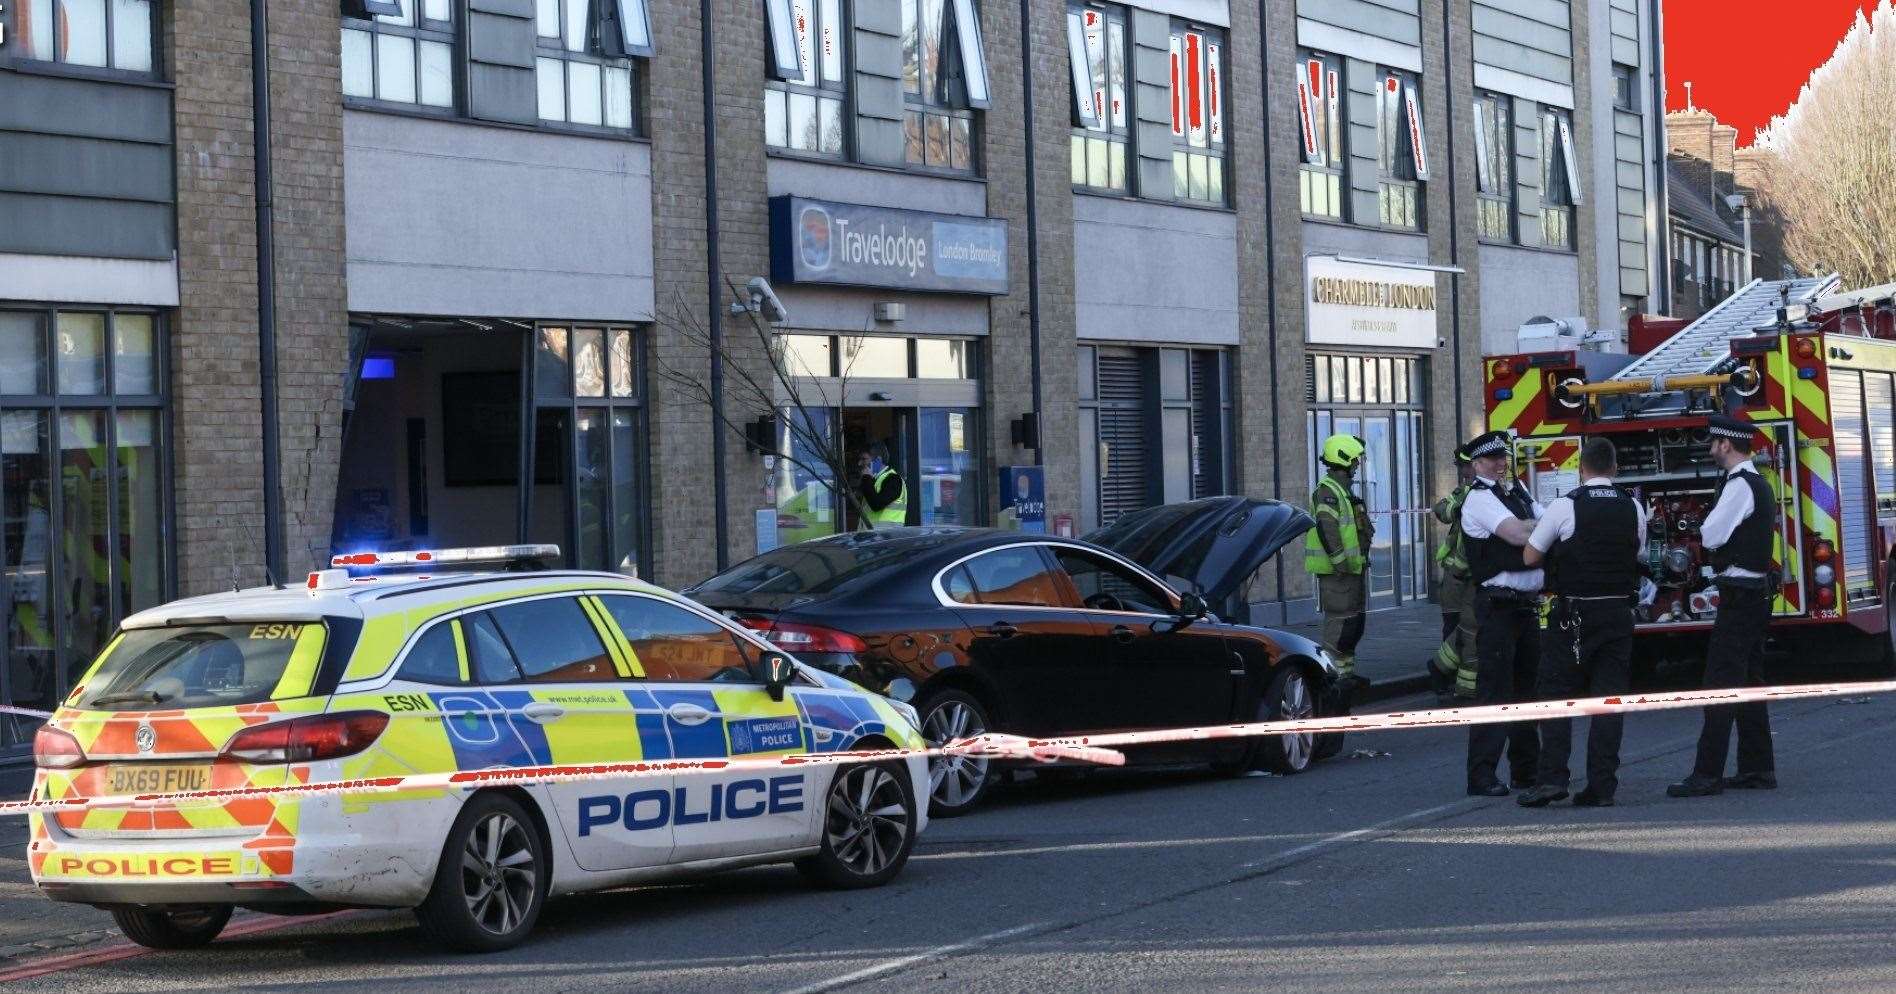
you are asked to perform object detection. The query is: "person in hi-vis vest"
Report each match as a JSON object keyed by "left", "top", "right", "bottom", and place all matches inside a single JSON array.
[
  {"left": 856, "top": 442, "right": 908, "bottom": 529},
  {"left": 1305, "top": 434, "right": 1373, "bottom": 693}
]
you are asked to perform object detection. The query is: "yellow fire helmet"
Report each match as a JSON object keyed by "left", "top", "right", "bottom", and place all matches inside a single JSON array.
[{"left": 1320, "top": 433, "right": 1366, "bottom": 469}]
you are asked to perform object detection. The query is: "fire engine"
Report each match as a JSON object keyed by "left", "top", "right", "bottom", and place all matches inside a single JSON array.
[{"left": 1483, "top": 276, "right": 1896, "bottom": 666}]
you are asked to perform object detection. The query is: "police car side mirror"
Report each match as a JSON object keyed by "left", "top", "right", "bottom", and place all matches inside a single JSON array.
[{"left": 762, "top": 652, "right": 797, "bottom": 702}]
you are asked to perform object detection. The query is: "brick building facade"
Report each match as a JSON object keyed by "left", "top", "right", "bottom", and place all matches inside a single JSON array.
[{"left": 0, "top": 0, "right": 1668, "bottom": 748}]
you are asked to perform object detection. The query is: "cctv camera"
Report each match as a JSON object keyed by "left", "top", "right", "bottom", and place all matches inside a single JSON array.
[{"left": 747, "top": 277, "right": 789, "bottom": 324}]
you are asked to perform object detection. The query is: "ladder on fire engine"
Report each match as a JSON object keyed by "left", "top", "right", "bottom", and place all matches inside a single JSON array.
[{"left": 1607, "top": 275, "right": 1841, "bottom": 413}]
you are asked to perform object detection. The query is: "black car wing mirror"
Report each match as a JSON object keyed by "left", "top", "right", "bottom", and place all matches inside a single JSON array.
[
  {"left": 1178, "top": 591, "right": 1210, "bottom": 621},
  {"left": 762, "top": 651, "right": 798, "bottom": 702}
]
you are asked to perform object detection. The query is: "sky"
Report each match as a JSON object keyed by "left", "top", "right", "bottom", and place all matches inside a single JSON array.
[{"left": 1663, "top": 0, "right": 1878, "bottom": 145}]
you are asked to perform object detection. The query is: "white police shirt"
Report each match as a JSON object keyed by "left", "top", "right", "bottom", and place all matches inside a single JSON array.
[
  {"left": 1461, "top": 475, "right": 1545, "bottom": 593},
  {"left": 1528, "top": 477, "right": 1649, "bottom": 556},
  {"left": 1700, "top": 462, "right": 1766, "bottom": 579}
]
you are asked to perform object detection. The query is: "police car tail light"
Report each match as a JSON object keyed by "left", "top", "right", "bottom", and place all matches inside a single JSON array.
[
  {"left": 757, "top": 621, "right": 867, "bottom": 654},
  {"left": 33, "top": 726, "right": 86, "bottom": 770},
  {"left": 222, "top": 711, "right": 391, "bottom": 764}
]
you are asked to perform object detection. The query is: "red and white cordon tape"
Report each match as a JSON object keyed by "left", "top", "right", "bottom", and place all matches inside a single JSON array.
[{"left": 3, "top": 678, "right": 1892, "bottom": 817}]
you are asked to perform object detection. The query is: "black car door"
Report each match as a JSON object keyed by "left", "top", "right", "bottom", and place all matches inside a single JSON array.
[
  {"left": 1048, "top": 546, "right": 1242, "bottom": 751},
  {"left": 942, "top": 545, "right": 1106, "bottom": 736}
]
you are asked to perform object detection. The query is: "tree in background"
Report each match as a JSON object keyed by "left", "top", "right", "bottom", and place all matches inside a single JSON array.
[{"left": 1753, "top": 1, "right": 1896, "bottom": 289}]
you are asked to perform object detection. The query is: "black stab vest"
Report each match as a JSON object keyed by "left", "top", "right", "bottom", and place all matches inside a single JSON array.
[{"left": 1548, "top": 485, "right": 1640, "bottom": 597}]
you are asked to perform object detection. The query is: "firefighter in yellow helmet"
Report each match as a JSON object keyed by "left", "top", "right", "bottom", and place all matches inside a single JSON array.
[
  {"left": 1304, "top": 434, "right": 1373, "bottom": 693},
  {"left": 1430, "top": 442, "right": 1479, "bottom": 703}
]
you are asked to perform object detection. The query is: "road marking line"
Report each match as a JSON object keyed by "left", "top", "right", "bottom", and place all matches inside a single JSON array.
[{"left": 781, "top": 923, "right": 1043, "bottom": 994}]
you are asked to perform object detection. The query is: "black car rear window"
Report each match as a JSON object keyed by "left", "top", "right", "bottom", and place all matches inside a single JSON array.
[{"left": 693, "top": 541, "right": 921, "bottom": 596}]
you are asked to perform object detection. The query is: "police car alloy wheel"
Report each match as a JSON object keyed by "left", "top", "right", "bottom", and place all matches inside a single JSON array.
[
  {"left": 918, "top": 690, "right": 991, "bottom": 817},
  {"left": 1257, "top": 667, "right": 1316, "bottom": 775},
  {"left": 416, "top": 793, "right": 548, "bottom": 952},
  {"left": 110, "top": 904, "right": 232, "bottom": 950},
  {"left": 797, "top": 761, "right": 917, "bottom": 888}
]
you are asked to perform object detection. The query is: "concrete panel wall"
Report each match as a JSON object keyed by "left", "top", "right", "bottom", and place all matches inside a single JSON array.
[
  {"left": 1072, "top": 197, "right": 1239, "bottom": 346},
  {"left": 1477, "top": 242, "right": 1580, "bottom": 353},
  {"left": 343, "top": 111, "right": 656, "bottom": 321}
]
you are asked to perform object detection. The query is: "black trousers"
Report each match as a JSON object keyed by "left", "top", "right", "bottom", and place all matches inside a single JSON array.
[
  {"left": 1467, "top": 588, "right": 1542, "bottom": 789},
  {"left": 1692, "top": 580, "right": 1776, "bottom": 779},
  {"left": 1536, "top": 598, "right": 1633, "bottom": 797}
]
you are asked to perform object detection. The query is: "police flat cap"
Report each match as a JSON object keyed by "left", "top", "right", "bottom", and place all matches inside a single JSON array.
[
  {"left": 1463, "top": 430, "right": 1511, "bottom": 459},
  {"left": 1707, "top": 414, "right": 1758, "bottom": 442}
]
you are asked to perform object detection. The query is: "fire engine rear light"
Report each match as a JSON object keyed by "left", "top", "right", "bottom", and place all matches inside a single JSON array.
[
  {"left": 1813, "top": 541, "right": 1834, "bottom": 563},
  {"left": 1813, "top": 563, "right": 1836, "bottom": 587},
  {"left": 33, "top": 726, "right": 86, "bottom": 770},
  {"left": 1816, "top": 586, "right": 1836, "bottom": 609},
  {"left": 1794, "top": 338, "right": 1817, "bottom": 359},
  {"left": 1798, "top": 368, "right": 1818, "bottom": 380},
  {"left": 1494, "top": 389, "right": 1514, "bottom": 401},
  {"left": 759, "top": 622, "right": 867, "bottom": 655},
  {"left": 222, "top": 712, "right": 390, "bottom": 764}
]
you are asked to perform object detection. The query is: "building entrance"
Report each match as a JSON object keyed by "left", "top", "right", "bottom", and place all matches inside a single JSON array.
[{"left": 1306, "top": 353, "right": 1430, "bottom": 610}]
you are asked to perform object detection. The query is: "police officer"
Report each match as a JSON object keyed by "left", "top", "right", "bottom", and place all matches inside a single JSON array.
[
  {"left": 1304, "top": 434, "right": 1373, "bottom": 693},
  {"left": 1670, "top": 414, "right": 1778, "bottom": 797},
  {"left": 1516, "top": 438, "right": 1645, "bottom": 807},
  {"left": 1430, "top": 444, "right": 1478, "bottom": 704},
  {"left": 856, "top": 442, "right": 908, "bottom": 529},
  {"left": 1460, "top": 430, "right": 1543, "bottom": 796}
]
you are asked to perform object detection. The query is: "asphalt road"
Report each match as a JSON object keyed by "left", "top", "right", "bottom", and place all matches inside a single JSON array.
[{"left": 13, "top": 688, "right": 1896, "bottom": 992}]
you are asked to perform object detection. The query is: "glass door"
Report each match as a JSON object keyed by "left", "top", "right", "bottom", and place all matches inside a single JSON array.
[
  {"left": 1359, "top": 415, "right": 1397, "bottom": 607},
  {"left": 522, "top": 325, "right": 648, "bottom": 575}
]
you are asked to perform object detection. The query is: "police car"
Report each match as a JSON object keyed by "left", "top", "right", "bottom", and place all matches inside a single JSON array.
[{"left": 28, "top": 546, "right": 930, "bottom": 952}]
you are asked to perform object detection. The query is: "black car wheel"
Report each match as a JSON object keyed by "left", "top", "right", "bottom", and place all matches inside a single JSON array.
[
  {"left": 1256, "top": 666, "right": 1316, "bottom": 775},
  {"left": 795, "top": 760, "right": 918, "bottom": 888},
  {"left": 415, "top": 792, "right": 548, "bottom": 953},
  {"left": 110, "top": 904, "right": 232, "bottom": 950},
  {"left": 917, "top": 689, "right": 992, "bottom": 817}
]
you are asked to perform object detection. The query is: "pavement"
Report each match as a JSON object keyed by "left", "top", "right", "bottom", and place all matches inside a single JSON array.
[
  {"left": 1283, "top": 599, "right": 1445, "bottom": 701},
  {"left": 8, "top": 679, "right": 1896, "bottom": 989}
]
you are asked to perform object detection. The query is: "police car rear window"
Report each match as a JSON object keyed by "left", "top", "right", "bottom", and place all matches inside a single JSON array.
[{"left": 73, "top": 623, "right": 326, "bottom": 711}]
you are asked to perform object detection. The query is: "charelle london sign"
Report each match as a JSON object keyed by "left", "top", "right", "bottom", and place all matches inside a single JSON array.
[
  {"left": 1304, "top": 256, "right": 1440, "bottom": 350},
  {"left": 770, "top": 196, "right": 1009, "bottom": 296}
]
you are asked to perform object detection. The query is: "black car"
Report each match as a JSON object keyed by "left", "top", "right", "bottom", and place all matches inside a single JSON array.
[{"left": 687, "top": 498, "right": 1346, "bottom": 816}]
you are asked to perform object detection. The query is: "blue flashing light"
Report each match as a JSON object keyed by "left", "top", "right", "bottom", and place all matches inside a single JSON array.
[
  {"left": 1495, "top": 388, "right": 1514, "bottom": 401},
  {"left": 361, "top": 355, "right": 396, "bottom": 380},
  {"left": 1797, "top": 367, "right": 1819, "bottom": 380}
]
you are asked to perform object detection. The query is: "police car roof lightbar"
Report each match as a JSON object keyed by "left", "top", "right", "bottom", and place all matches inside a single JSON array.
[{"left": 330, "top": 545, "right": 562, "bottom": 572}]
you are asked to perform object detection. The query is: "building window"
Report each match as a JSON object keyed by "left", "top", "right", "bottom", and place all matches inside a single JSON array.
[
  {"left": 534, "top": 0, "right": 644, "bottom": 130},
  {"left": 1077, "top": 345, "right": 1229, "bottom": 533},
  {"left": 15, "top": 0, "right": 156, "bottom": 72},
  {"left": 764, "top": 0, "right": 846, "bottom": 155},
  {"left": 1377, "top": 67, "right": 1427, "bottom": 230},
  {"left": 1540, "top": 107, "right": 1581, "bottom": 249},
  {"left": 1472, "top": 90, "right": 1513, "bottom": 242},
  {"left": 1296, "top": 49, "right": 1344, "bottom": 219},
  {"left": 901, "top": 0, "right": 988, "bottom": 172},
  {"left": 1, "top": 306, "right": 169, "bottom": 751},
  {"left": 343, "top": 0, "right": 455, "bottom": 108},
  {"left": 1067, "top": 3, "right": 1129, "bottom": 194},
  {"left": 1613, "top": 63, "right": 1638, "bottom": 112},
  {"left": 529, "top": 325, "right": 648, "bottom": 572},
  {"left": 1167, "top": 22, "right": 1226, "bottom": 204}
]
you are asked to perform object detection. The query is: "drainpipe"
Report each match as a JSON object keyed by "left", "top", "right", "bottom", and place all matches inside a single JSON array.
[
  {"left": 1441, "top": 0, "right": 1465, "bottom": 437},
  {"left": 702, "top": 0, "right": 730, "bottom": 571},
  {"left": 252, "top": 0, "right": 284, "bottom": 586},
  {"left": 1018, "top": 0, "right": 1044, "bottom": 468},
  {"left": 1650, "top": 0, "right": 1671, "bottom": 315}
]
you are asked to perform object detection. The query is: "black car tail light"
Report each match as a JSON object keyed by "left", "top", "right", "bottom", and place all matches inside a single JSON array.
[{"left": 760, "top": 621, "right": 868, "bottom": 654}]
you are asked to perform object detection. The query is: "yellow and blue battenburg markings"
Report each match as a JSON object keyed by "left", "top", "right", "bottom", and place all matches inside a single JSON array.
[{"left": 405, "top": 685, "right": 902, "bottom": 772}]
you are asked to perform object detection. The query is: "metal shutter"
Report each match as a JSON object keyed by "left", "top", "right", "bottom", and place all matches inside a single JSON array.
[
  {"left": 1831, "top": 370, "right": 1875, "bottom": 600},
  {"left": 1097, "top": 351, "right": 1149, "bottom": 525}
]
